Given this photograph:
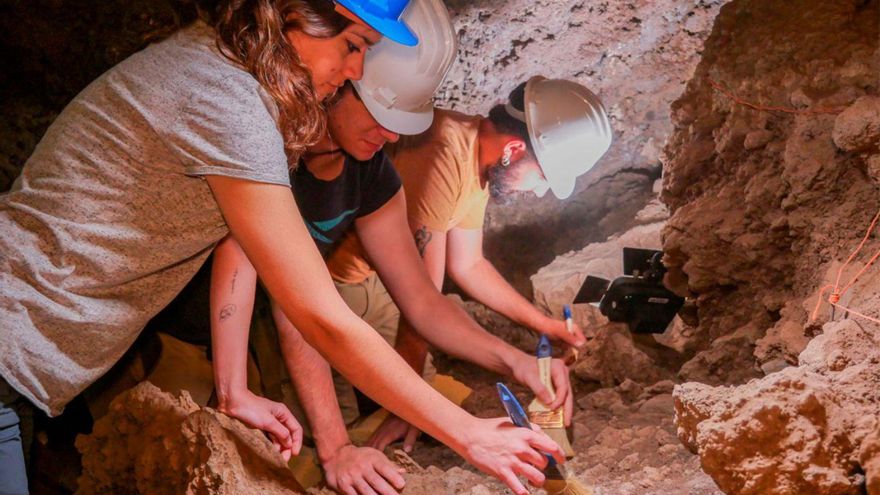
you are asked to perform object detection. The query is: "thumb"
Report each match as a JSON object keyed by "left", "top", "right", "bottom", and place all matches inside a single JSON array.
[
  {"left": 403, "top": 426, "right": 419, "bottom": 453},
  {"left": 530, "top": 379, "right": 554, "bottom": 405}
]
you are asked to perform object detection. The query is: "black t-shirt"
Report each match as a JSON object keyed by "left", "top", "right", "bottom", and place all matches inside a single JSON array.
[
  {"left": 294, "top": 151, "right": 401, "bottom": 258},
  {"left": 147, "top": 151, "right": 401, "bottom": 343}
]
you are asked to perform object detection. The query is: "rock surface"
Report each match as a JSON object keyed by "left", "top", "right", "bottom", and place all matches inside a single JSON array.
[
  {"left": 76, "top": 382, "right": 304, "bottom": 495},
  {"left": 675, "top": 320, "right": 880, "bottom": 495},
  {"left": 661, "top": 0, "right": 880, "bottom": 374}
]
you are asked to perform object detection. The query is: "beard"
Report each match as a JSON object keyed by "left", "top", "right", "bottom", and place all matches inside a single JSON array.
[{"left": 487, "top": 156, "right": 531, "bottom": 205}]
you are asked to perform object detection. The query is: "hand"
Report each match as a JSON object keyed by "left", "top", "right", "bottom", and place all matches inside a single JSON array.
[
  {"left": 457, "top": 417, "right": 565, "bottom": 495},
  {"left": 322, "top": 444, "right": 406, "bottom": 495},
  {"left": 367, "top": 414, "right": 422, "bottom": 453},
  {"left": 218, "top": 389, "right": 303, "bottom": 461},
  {"left": 510, "top": 354, "right": 574, "bottom": 427},
  {"left": 538, "top": 317, "right": 586, "bottom": 348}
]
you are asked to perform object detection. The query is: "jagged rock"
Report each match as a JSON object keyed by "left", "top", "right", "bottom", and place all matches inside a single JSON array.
[
  {"left": 861, "top": 427, "right": 880, "bottom": 495},
  {"left": 76, "top": 382, "right": 304, "bottom": 494},
  {"left": 678, "top": 323, "right": 763, "bottom": 385},
  {"left": 574, "top": 322, "right": 673, "bottom": 387},
  {"left": 661, "top": 0, "right": 880, "bottom": 363},
  {"left": 753, "top": 303, "right": 810, "bottom": 370},
  {"left": 833, "top": 96, "right": 880, "bottom": 153},
  {"left": 674, "top": 320, "right": 880, "bottom": 495}
]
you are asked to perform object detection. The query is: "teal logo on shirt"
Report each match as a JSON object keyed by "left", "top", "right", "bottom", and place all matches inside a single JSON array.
[{"left": 306, "top": 208, "right": 358, "bottom": 244}]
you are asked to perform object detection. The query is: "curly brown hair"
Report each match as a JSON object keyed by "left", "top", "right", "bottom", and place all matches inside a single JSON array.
[{"left": 204, "top": 0, "right": 352, "bottom": 163}]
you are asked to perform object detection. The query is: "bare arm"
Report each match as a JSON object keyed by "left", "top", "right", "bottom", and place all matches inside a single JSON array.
[
  {"left": 205, "top": 176, "right": 563, "bottom": 494},
  {"left": 446, "top": 227, "right": 585, "bottom": 347},
  {"left": 270, "top": 301, "right": 405, "bottom": 495},
  {"left": 210, "top": 235, "right": 303, "bottom": 460},
  {"left": 357, "top": 192, "right": 556, "bottom": 387},
  {"left": 356, "top": 191, "right": 570, "bottom": 412}
]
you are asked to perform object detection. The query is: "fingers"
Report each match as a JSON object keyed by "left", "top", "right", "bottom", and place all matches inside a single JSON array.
[
  {"left": 364, "top": 470, "right": 399, "bottom": 495},
  {"left": 523, "top": 428, "right": 565, "bottom": 464},
  {"left": 515, "top": 434, "right": 548, "bottom": 469},
  {"left": 530, "top": 378, "right": 554, "bottom": 406},
  {"left": 353, "top": 478, "right": 378, "bottom": 495},
  {"left": 403, "top": 426, "right": 420, "bottom": 453},
  {"left": 368, "top": 430, "right": 395, "bottom": 452},
  {"left": 557, "top": 326, "right": 582, "bottom": 348},
  {"left": 274, "top": 405, "right": 303, "bottom": 455},
  {"left": 499, "top": 468, "right": 529, "bottom": 495},
  {"left": 570, "top": 322, "right": 587, "bottom": 347},
  {"left": 375, "top": 458, "right": 406, "bottom": 490},
  {"left": 548, "top": 360, "right": 571, "bottom": 410},
  {"left": 515, "top": 462, "right": 547, "bottom": 487}
]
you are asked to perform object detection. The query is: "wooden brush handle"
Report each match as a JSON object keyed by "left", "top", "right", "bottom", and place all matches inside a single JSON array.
[{"left": 538, "top": 356, "right": 556, "bottom": 401}]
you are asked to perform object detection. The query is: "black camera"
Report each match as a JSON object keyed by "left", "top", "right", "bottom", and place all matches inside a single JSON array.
[{"left": 572, "top": 248, "right": 684, "bottom": 334}]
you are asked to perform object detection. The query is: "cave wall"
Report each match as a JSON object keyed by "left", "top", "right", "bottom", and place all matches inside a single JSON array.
[
  {"left": 0, "top": 0, "right": 726, "bottom": 293},
  {"left": 661, "top": 0, "right": 880, "bottom": 367}
]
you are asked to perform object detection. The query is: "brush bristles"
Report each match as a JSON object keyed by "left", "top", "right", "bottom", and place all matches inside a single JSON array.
[
  {"left": 544, "top": 477, "right": 595, "bottom": 495},
  {"left": 543, "top": 427, "right": 575, "bottom": 458}
]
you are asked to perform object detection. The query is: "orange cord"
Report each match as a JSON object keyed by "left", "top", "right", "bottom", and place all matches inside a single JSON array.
[
  {"left": 810, "top": 209, "right": 880, "bottom": 325},
  {"left": 707, "top": 78, "right": 847, "bottom": 115}
]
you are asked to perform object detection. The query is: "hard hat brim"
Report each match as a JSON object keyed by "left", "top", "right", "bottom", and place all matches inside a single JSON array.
[
  {"left": 335, "top": 0, "right": 419, "bottom": 46},
  {"left": 523, "top": 76, "right": 576, "bottom": 199},
  {"left": 355, "top": 81, "right": 434, "bottom": 135}
]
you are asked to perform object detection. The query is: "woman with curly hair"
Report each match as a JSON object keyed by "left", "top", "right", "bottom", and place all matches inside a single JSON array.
[{"left": 0, "top": 2, "right": 562, "bottom": 493}]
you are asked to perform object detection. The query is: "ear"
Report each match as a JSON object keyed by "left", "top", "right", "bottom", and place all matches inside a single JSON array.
[{"left": 503, "top": 139, "right": 528, "bottom": 162}]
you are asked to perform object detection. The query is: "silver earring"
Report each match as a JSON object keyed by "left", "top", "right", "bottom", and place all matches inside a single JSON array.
[{"left": 501, "top": 152, "right": 511, "bottom": 167}]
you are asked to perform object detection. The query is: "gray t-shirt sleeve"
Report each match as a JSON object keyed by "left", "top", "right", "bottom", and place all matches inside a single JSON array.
[{"left": 165, "top": 73, "right": 290, "bottom": 186}]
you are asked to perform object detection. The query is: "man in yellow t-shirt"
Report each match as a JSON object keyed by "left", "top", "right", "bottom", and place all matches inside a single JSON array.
[{"left": 327, "top": 77, "right": 614, "bottom": 451}]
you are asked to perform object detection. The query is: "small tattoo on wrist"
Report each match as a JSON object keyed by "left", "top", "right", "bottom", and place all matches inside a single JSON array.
[{"left": 219, "top": 304, "right": 236, "bottom": 321}]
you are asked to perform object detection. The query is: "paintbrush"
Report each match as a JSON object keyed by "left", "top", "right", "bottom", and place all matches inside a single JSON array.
[
  {"left": 497, "top": 383, "right": 594, "bottom": 495},
  {"left": 527, "top": 335, "right": 575, "bottom": 458}
]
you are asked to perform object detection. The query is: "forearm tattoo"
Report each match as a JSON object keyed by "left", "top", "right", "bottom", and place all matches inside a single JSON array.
[
  {"left": 219, "top": 304, "right": 236, "bottom": 322},
  {"left": 414, "top": 226, "right": 433, "bottom": 257},
  {"left": 230, "top": 268, "right": 238, "bottom": 295}
]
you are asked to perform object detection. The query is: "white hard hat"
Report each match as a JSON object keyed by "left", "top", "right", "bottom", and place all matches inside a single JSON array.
[
  {"left": 353, "top": 0, "right": 458, "bottom": 135},
  {"left": 506, "top": 76, "right": 613, "bottom": 199}
]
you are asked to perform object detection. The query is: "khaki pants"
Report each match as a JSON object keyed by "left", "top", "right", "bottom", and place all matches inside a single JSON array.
[{"left": 250, "top": 273, "right": 435, "bottom": 434}]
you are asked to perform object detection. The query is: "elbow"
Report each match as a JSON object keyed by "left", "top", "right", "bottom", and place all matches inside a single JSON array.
[{"left": 288, "top": 311, "right": 353, "bottom": 357}]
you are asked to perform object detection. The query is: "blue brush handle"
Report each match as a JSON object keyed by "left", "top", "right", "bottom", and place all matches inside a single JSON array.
[
  {"left": 496, "top": 382, "right": 559, "bottom": 468},
  {"left": 496, "top": 382, "right": 530, "bottom": 428},
  {"left": 563, "top": 305, "right": 572, "bottom": 320},
  {"left": 537, "top": 334, "right": 552, "bottom": 359}
]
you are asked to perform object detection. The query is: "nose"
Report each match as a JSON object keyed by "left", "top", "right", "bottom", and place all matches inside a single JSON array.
[
  {"left": 344, "top": 51, "right": 366, "bottom": 81},
  {"left": 379, "top": 127, "right": 399, "bottom": 143},
  {"left": 533, "top": 180, "right": 550, "bottom": 198}
]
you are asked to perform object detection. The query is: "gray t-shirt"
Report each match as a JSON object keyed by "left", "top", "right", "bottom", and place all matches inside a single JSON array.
[{"left": 0, "top": 21, "right": 289, "bottom": 416}]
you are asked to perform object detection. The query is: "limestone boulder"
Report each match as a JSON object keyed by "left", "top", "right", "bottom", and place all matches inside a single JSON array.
[
  {"left": 76, "top": 382, "right": 304, "bottom": 495},
  {"left": 674, "top": 320, "right": 880, "bottom": 495}
]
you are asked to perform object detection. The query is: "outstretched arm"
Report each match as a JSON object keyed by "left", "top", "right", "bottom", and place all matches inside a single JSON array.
[
  {"left": 446, "top": 227, "right": 585, "bottom": 348},
  {"left": 270, "top": 300, "right": 405, "bottom": 495},
  {"left": 205, "top": 176, "right": 564, "bottom": 495},
  {"left": 210, "top": 235, "right": 303, "bottom": 461},
  {"left": 356, "top": 191, "right": 573, "bottom": 416}
]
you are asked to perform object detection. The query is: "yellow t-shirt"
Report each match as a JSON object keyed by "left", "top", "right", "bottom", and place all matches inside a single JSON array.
[{"left": 327, "top": 109, "right": 490, "bottom": 284}]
